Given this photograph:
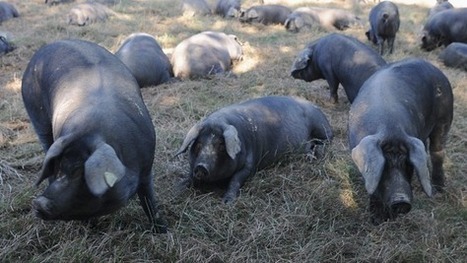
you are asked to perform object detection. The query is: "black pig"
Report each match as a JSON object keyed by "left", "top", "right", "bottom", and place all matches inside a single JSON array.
[
  {"left": 115, "top": 32, "right": 173, "bottom": 88},
  {"left": 21, "top": 39, "right": 166, "bottom": 232},
  {"left": 239, "top": 4, "right": 291, "bottom": 25},
  {"left": 214, "top": 0, "right": 241, "bottom": 18},
  {"left": 365, "top": 1, "right": 400, "bottom": 55},
  {"left": 0, "top": 2, "right": 19, "bottom": 24},
  {"left": 439, "top": 42, "right": 467, "bottom": 71},
  {"left": 421, "top": 8, "right": 467, "bottom": 51},
  {"left": 175, "top": 96, "right": 333, "bottom": 203},
  {"left": 290, "top": 33, "right": 386, "bottom": 104},
  {"left": 349, "top": 58, "right": 453, "bottom": 224}
]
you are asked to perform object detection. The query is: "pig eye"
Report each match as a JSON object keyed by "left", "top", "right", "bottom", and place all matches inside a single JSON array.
[{"left": 192, "top": 142, "right": 202, "bottom": 154}]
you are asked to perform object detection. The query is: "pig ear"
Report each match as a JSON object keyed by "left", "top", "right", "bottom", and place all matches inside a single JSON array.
[
  {"left": 295, "top": 17, "right": 304, "bottom": 29},
  {"left": 36, "top": 134, "right": 75, "bottom": 186},
  {"left": 247, "top": 9, "right": 259, "bottom": 19},
  {"left": 351, "top": 135, "right": 385, "bottom": 195},
  {"left": 291, "top": 48, "right": 312, "bottom": 74},
  {"left": 223, "top": 125, "right": 241, "bottom": 159},
  {"left": 174, "top": 123, "right": 202, "bottom": 157},
  {"left": 84, "top": 143, "right": 126, "bottom": 197},
  {"left": 407, "top": 137, "right": 432, "bottom": 197}
]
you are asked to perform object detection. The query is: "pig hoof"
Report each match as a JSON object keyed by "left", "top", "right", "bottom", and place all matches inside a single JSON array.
[{"left": 222, "top": 194, "right": 237, "bottom": 204}]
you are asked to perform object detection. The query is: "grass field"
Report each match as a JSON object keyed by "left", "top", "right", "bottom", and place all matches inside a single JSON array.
[{"left": 1, "top": 0, "right": 466, "bottom": 262}]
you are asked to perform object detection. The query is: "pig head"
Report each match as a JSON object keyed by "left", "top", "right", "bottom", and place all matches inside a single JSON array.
[{"left": 349, "top": 58, "right": 453, "bottom": 224}]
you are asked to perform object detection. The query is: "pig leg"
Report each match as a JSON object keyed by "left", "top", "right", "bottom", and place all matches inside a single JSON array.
[
  {"left": 325, "top": 77, "right": 340, "bottom": 104},
  {"left": 429, "top": 122, "right": 450, "bottom": 193},
  {"left": 137, "top": 173, "right": 168, "bottom": 233},
  {"left": 388, "top": 37, "right": 395, "bottom": 54},
  {"left": 223, "top": 165, "right": 254, "bottom": 204},
  {"left": 377, "top": 36, "right": 385, "bottom": 55}
]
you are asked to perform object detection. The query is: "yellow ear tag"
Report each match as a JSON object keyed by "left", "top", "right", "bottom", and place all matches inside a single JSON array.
[{"left": 104, "top": 172, "right": 119, "bottom": 187}]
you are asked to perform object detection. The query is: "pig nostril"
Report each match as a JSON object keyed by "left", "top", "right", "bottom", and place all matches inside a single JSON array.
[
  {"left": 391, "top": 202, "right": 412, "bottom": 215},
  {"left": 193, "top": 165, "right": 209, "bottom": 180}
]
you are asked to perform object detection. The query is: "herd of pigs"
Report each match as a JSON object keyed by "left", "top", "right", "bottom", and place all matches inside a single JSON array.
[{"left": 0, "top": 0, "right": 466, "bottom": 231}]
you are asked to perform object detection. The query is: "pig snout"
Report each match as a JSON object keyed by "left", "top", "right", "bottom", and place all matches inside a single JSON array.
[
  {"left": 32, "top": 196, "right": 54, "bottom": 220},
  {"left": 389, "top": 192, "right": 412, "bottom": 216},
  {"left": 193, "top": 163, "right": 210, "bottom": 180}
]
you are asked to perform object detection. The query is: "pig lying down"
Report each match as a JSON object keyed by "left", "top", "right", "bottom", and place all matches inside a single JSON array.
[
  {"left": 115, "top": 32, "right": 174, "bottom": 88},
  {"left": 175, "top": 96, "right": 333, "bottom": 203},
  {"left": 439, "top": 42, "right": 467, "bottom": 71},
  {"left": 67, "top": 2, "right": 114, "bottom": 26},
  {"left": 171, "top": 31, "right": 243, "bottom": 79},
  {"left": 349, "top": 58, "right": 453, "bottom": 224},
  {"left": 21, "top": 39, "right": 167, "bottom": 232}
]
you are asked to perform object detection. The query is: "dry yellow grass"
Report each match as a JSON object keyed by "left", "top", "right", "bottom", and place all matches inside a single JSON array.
[{"left": 1, "top": 0, "right": 466, "bottom": 262}]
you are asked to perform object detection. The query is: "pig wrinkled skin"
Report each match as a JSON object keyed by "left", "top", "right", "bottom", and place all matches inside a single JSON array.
[
  {"left": 290, "top": 33, "right": 387, "bottom": 104},
  {"left": 439, "top": 42, "right": 467, "bottom": 71},
  {"left": 239, "top": 4, "right": 292, "bottom": 25},
  {"left": 171, "top": 31, "right": 243, "bottom": 79},
  {"left": 214, "top": 0, "right": 241, "bottom": 18},
  {"left": 115, "top": 32, "right": 174, "bottom": 88},
  {"left": 421, "top": 8, "right": 467, "bottom": 51},
  {"left": 21, "top": 39, "right": 167, "bottom": 232},
  {"left": 285, "top": 7, "right": 361, "bottom": 33},
  {"left": 349, "top": 58, "right": 453, "bottom": 224},
  {"left": 175, "top": 96, "right": 333, "bottom": 203},
  {"left": 365, "top": 1, "right": 400, "bottom": 55}
]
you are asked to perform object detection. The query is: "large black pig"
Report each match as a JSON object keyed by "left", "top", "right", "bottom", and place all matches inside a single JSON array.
[
  {"left": 439, "top": 42, "right": 467, "bottom": 71},
  {"left": 115, "top": 32, "right": 173, "bottom": 88},
  {"left": 175, "top": 96, "right": 333, "bottom": 203},
  {"left": 349, "top": 58, "right": 453, "bottom": 224},
  {"left": 421, "top": 8, "right": 467, "bottom": 51},
  {"left": 365, "top": 1, "right": 400, "bottom": 55},
  {"left": 290, "top": 33, "right": 386, "bottom": 104},
  {"left": 239, "top": 4, "right": 291, "bottom": 25},
  {"left": 21, "top": 39, "right": 167, "bottom": 232}
]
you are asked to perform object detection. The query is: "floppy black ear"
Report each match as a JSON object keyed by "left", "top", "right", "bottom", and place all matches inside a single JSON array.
[
  {"left": 406, "top": 137, "right": 432, "bottom": 197},
  {"left": 290, "top": 47, "right": 313, "bottom": 77},
  {"left": 223, "top": 124, "right": 241, "bottom": 159},
  {"left": 36, "top": 134, "right": 75, "bottom": 186},
  {"left": 174, "top": 123, "right": 202, "bottom": 157},
  {"left": 85, "top": 143, "right": 126, "bottom": 197},
  {"left": 351, "top": 135, "right": 385, "bottom": 195}
]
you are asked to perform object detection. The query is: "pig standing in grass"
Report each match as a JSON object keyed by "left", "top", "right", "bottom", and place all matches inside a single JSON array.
[
  {"left": 175, "top": 96, "right": 333, "bottom": 203},
  {"left": 349, "top": 58, "right": 453, "bottom": 224},
  {"left": 115, "top": 33, "right": 173, "bottom": 88},
  {"left": 439, "top": 42, "right": 467, "bottom": 71},
  {"left": 239, "top": 4, "right": 292, "bottom": 25},
  {"left": 365, "top": 1, "right": 400, "bottom": 55},
  {"left": 21, "top": 39, "right": 167, "bottom": 232},
  {"left": 0, "top": 2, "right": 19, "bottom": 24},
  {"left": 421, "top": 8, "right": 467, "bottom": 51},
  {"left": 290, "top": 33, "right": 387, "bottom": 104},
  {"left": 171, "top": 31, "right": 243, "bottom": 79}
]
